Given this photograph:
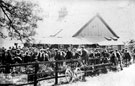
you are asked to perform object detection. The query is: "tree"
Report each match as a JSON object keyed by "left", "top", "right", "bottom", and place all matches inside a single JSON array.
[{"left": 0, "top": 0, "right": 42, "bottom": 42}]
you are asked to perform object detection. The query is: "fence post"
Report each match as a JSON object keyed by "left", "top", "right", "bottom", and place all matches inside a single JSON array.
[
  {"left": 4, "top": 63, "right": 12, "bottom": 86},
  {"left": 5, "top": 63, "right": 10, "bottom": 74},
  {"left": 34, "top": 61, "right": 39, "bottom": 86},
  {"left": 55, "top": 60, "right": 58, "bottom": 85}
]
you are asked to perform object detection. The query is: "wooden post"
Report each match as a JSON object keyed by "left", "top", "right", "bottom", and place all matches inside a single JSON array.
[
  {"left": 5, "top": 63, "right": 10, "bottom": 74},
  {"left": 5, "top": 63, "right": 11, "bottom": 86},
  {"left": 34, "top": 61, "right": 39, "bottom": 86},
  {"left": 55, "top": 60, "right": 58, "bottom": 85}
]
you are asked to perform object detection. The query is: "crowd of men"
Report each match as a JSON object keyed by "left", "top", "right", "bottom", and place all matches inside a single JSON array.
[
  {"left": 0, "top": 45, "right": 134, "bottom": 76},
  {"left": 0, "top": 45, "right": 134, "bottom": 67}
]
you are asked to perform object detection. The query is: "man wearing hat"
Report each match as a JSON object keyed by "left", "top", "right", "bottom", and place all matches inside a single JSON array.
[
  {"left": 132, "top": 47, "right": 135, "bottom": 63},
  {"left": 124, "top": 49, "right": 131, "bottom": 66},
  {"left": 81, "top": 46, "right": 88, "bottom": 65}
]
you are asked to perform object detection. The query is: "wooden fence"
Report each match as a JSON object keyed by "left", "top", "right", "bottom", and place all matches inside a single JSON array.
[{"left": 0, "top": 58, "right": 112, "bottom": 86}]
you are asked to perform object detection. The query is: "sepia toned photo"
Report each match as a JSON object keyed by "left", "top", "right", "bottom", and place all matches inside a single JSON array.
[{"left": 0, "top": 0, "right": 135, "bottom": 86}]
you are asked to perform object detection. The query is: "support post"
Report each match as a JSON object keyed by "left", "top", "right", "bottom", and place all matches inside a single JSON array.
[
  {"left": 55, "top": 60, "right": 58, "bottom": 85},
  {"left": 34, "top": 61, "right": 39, "bottom": 86}
]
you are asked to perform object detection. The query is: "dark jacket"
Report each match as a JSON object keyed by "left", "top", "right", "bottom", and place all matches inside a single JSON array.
[
  {"left": 65, "top": 51, "right": 73, "bottom": 60},
  {"left": 55, "top": 52, "right": 62, "bottom": 60}
]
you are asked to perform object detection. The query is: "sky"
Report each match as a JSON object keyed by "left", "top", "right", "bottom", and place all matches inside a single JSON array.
[
  {"left": 1, "top": 0, "right": 135, "bottom": 48},
  {"left": 1, "top": 0, "right": 135, "bottom": 44},
  {"left": 31, "top": 0, "right": 135, "bottom": 41}
]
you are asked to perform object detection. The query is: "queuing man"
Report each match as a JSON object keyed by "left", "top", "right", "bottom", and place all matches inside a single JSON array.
[
  {"left": 101, "top": 50, "right": 110, "bottom": 63},
  {"left": 81, "top": 46, "right": 89, "bottom": 65},
  {"left": 116, "top": 50, "right": 123, "bottom": 70},
  {"left": 110, "top": 50, "right": 118, "bottom": 66},
  {"left": 37, "top": 49, "right": 45, "bottom": 61},
  {"left": 124, "top": 49, "right": 131, "bottom": 66},
  {"left": 65, "top": 48, "right": 73, "bottom": 60},
  {"left": 132, "top": 47, "right": 135, "bottom": 63}
]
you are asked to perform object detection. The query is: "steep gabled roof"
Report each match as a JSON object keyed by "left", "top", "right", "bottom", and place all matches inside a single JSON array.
[
  {"left": 72, "top": 14, "right": 119, "bottom": 38},
  {"left": 97, "top": 14, "right": 119, "bottom": 38}
]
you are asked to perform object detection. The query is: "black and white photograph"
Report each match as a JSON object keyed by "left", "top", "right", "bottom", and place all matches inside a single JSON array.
[{"left": 0, "top": 0, "right": 135, "bottom": 86}]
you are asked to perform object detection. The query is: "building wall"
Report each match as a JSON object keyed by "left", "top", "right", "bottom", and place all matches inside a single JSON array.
[{"left": 75, "top": 16, "right": 116, "bottom": 43}]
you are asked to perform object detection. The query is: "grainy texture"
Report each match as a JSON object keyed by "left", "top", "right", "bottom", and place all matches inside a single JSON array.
[{"left": 39, "top": 64, "right": 135, "bottom": 86}]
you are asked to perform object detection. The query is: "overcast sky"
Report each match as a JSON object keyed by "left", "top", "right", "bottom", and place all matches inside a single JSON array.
[
  {"left": 1, "top": 0, "right": 135, "bottom": 48},
  {"left": 31, "top": 0, "right": 135, "bottom": 41}
]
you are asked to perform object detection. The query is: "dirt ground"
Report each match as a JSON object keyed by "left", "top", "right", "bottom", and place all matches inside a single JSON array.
[{"left": 39, "top": 64, "right": 135, "bottom": 86}]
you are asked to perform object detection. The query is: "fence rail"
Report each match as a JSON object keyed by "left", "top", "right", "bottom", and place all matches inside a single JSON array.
[{"left": 0, "top": 58, "right": 113, "bottom": 86}]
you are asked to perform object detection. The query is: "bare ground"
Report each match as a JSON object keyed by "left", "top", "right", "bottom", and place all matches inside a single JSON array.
[{"left": 39, "top": 64, "right": 135, "bottom": 86}]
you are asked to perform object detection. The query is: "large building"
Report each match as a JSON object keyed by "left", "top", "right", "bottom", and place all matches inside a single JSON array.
[
  {"left": 36, "top": 14, "right": 121, "bottom": 46},
  {"left": 72, "top": 14, "right": 119, "bottom": 43},
  {"left": 54, "top": 14, "right": 119, "bottom": 44}
]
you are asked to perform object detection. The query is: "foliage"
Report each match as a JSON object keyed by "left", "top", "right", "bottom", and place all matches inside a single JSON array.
[{"left": 0, "top": 0, "right": 42, "bottom": 42}]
